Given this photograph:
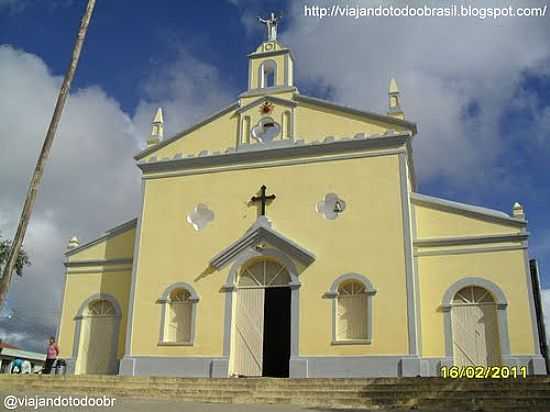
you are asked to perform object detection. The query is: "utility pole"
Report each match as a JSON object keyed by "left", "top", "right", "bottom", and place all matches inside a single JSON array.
[{"left": 0, "top": 0, "right": 97, "bottom": 308}]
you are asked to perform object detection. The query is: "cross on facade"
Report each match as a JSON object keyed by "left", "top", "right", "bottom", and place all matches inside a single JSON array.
[{"left": 251, "top": 185, "right": 276, "bottom": 216}]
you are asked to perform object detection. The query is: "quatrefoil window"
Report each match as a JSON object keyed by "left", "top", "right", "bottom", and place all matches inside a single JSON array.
[
  {"left": 251, "top": 117, "right": 280, "bottom": 144},
  {"left": 187, "top": 204, "right": 214, "bottom": 231},
  {"left": 316, "top": 193, "right": 347, "bottom": 220}
]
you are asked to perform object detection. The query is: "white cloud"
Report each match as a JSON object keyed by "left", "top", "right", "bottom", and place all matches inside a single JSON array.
[
  {"left": 281, "top": 0, "right": 550, "bottom": 186},
  {"left": 0, "top": 43, "right": 230, "bottom": 352},
  {"left": 0, "top": 45, "right": 140, "bottom": 352},
  {"left": 133, "top": 48, "right": 235, "bottom": 148}
]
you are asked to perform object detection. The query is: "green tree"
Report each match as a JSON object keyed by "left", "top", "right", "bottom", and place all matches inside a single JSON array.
[{"left": 0, "top": 234, "right": 31, "bottom": 277}]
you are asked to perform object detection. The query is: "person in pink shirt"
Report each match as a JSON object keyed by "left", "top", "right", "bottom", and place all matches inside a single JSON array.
[{"left": 43, "top": 336, "right": 59, "bottom": 374}]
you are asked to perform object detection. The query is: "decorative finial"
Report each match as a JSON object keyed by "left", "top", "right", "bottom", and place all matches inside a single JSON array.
[
  {"left": 257, "top": 12, "right": 282, "bottom": 42},
  {"left": 147, "top": 107, "right": 164, "bottom": 148},
  {"left": 67, "top": 236, "right": 80, "bottom": 250},
  {"left": 387, "top": 78, "right": 405, "bottom": 120},
  {"left": 512, "top": 202, "right": 525, "bottom": 219}
]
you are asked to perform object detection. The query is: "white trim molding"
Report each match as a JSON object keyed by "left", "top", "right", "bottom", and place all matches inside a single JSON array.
[
  {"left": 65, "top": 219, "right": 137, "bottom": 258},
  {"left": 134, "top": 102, "right": 240, "bottom": 161},
  {"left": 157, "top": 282, "right": 199, "bottom": 346},
  {"left": 210, "top": 216, "right": 315, "bottom": 270},
  {"left": 221, "top": 247, "right": 302, "bottom": 364},
  {"left": 415, "top": 233, "right": 528, "bottom": 248},
  {"left": 441, "top": 277, "right": 511, "bottom": 361},
  {"left": 72, "top": 293, "right": 122, "bottom": 375},
  {"left": 293, "top": 94, "right": 417, "bottom": 134},
  {"left": 411, "top": 192, "right": 526, "bottom": 227},
  {"left": 325, "top": 273, "right": 377, "bottom": 345}
]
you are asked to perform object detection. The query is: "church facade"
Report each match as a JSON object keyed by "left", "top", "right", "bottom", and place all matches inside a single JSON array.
[{"left": 56, "top": 25, "right": 546, "bottom": 378}]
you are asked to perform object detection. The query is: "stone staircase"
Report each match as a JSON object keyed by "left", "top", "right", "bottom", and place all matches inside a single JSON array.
[{"left": 1, "top": 375, "right": 550, "bottom": 411}]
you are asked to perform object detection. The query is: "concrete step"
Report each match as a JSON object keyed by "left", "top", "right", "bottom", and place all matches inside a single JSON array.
[
  {"left": 3, "top": 375, "right": 547, "bottom": 387},
  {"left": 4, "top": 380, "right": 550, "bottom": 394},
  {"left": 4, "top": 375, "right": 550, "bottom": 383},
  {"left": 3, "top": 375, "right": 549, "bottom": 386},
  {"left": 3, "top": 375, "right": 550, "bottom": 411}
]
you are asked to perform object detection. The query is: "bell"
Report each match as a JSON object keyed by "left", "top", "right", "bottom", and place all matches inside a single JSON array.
[{"left": 333, "top": 200, "right": 344, "bottom": 213}]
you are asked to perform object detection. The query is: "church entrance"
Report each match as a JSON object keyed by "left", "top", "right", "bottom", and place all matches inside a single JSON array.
[
  {"left": 231, "top": 258, "right": 291, "bottom": 377},
  {"left": 75, "top": 299, "right": 119, "bottom": 375},
  {"left": 451, "top": 286, "right": 501, "bottom": 367}
]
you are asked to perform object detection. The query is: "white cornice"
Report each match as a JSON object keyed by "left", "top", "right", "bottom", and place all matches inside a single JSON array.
[
  {"left": 137, "top": 132, "right": 410, "bottom": 177},
  {"left": 64, "top": 258, "right": 133, "bottom": 268},
  {"left": 236, "top": 95, "right": 297, "bottom": 114},
  {"left": 65, "top": 218, "right": 137, "bottom": 257},
  {"left": 294, "top": 94, "right": 418, "bottom": 134},
  {"left": 411, "top": 193, "right": 526, "bottom": 227},
  {"left": 414, "top": 233, "right": 529, "bottom": 247},
  {"left": 248, "top": 47, "right": 296, "bottom": 61},
  {"left": 210, "top": 217, "right": 315, "bottom": 269},
  {"left": 134, "top": 102, "right": 240, "bottom": 161},
  {"left": 239, "top": 86, "right": 298, "bottom": 99}
]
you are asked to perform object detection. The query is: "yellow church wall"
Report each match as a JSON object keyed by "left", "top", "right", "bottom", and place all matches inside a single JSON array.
[
  {"left": 130, "top": 153, "right": 410, "bottom": 357},
  {"left": 57, "top": 270, "right": 131, "bottom": 361},
  {"left": 58, "top": 223, "right": 135, "bottom": 364},
  {"left": 295, "top": 103, "right": 408, "bottom": 142},
  {"left": 142, "top": 94, "right": 413, "bottom": 162},
  {"left": 146, "top": 110, "right": 239, "bottom": 161},
  {"left": 418, "top": 249, "right": 535, "bottom": 357},
  {"left": 239, "top": 90, "right": 296, "bottom": 106},
  {"left": 238, "top": 102, "right": 295, "bottom": 143},
  {"left": 66, "top": 227, "right": 135, "bottom": 262},
  {"left": 414, "top": 203, "right": 520, "bottom": 238},
  {"left": 249, "top": 53, "right": 287, "bottom": 89}
]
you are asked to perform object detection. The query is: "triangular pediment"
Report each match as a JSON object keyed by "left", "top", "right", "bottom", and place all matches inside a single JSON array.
[
  {"left": 294, "top": 94, "right": 417, "bottom": 134},
  {"left": 236, "top": 95, "right": 297, "bottom": 115},
  {"left": 209, "top": 216, "right": 315, "bottom": 269}
]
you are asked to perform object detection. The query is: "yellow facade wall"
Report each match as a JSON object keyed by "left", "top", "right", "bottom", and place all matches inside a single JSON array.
[
  {"left": 414, "top": 203, "right": 520, "bottom": 238},
  {"left": 418, "top": 248, "right": 535, "bottom": 357},
  {"left": 58, "top": 270, "right": 131, "bottom": 360},
  {"left": 66, "top": 228, "right": 135, "bottom": 262},
  {"left": 144, "top": 97, "right": 410, "bottom": 161},
  {"left": 58, "top": 226, "right": 135, "bottom": 362},
  {"left": 147, "top": 110, "right": 239, "bottom": 161},
  {"left": 130, "top": 153, "right": 410, "bottom": 357},
  {"left": 295, "top": 103, "right": 408, "bottom": 140},
  {"left": 249, "top": 54, "right": 287, "bottom": 88},
  {"left": 238, "top": 101, "right": 295, "bottom": 144}
]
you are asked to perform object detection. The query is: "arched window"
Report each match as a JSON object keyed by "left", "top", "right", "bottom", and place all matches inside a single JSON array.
[
  {"left": 326, "top": 273, "right": 376, "bottom": 345},
  {"left": 337, "top": 280, "right": 368, "bottom": 340},
  {"left": 87, "top": 299, "right": 115, "bottom": 316},
  {"left": 158, "top": 283, "right": 199, "bottom": 345},
  {"left": 238, "top": 258, "right": 291, "bottom": 287},
  {"left": 258, "top": 60, "right": 277, "bottom": 88}
]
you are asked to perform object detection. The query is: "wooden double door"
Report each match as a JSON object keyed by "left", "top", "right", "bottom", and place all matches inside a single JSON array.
[{"left": 231, "top": 259, "right": 292, "bottom": 377}]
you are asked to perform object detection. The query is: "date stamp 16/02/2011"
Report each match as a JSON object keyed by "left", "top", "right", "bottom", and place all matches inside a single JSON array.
[{"left": 440, "top": 366, "right": 528, "bottom": 379}]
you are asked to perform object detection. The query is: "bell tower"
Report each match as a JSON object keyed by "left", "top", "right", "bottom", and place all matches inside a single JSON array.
[{"left": 247, "top": 13, "right": 295, "bottom": 92}]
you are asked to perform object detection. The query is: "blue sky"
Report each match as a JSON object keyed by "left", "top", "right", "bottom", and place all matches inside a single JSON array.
[{"left": 0, "top": 0, "right": 549, "bottom": 351}]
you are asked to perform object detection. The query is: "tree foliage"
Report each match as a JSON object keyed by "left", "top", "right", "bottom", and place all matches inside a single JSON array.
[{"left": 0, "top": 234, "right": 31, "bottom": 277}]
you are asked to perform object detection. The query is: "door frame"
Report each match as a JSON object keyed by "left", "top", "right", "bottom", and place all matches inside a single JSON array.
[
  {"left": 441, "top": 277, "right": 510, "bottom": 363},
  {"left": 222, "top": 248, "right": 300, "bottom": 376},
  {"left": 73, "top": 293, "right": 121, "bottom": 374}
]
